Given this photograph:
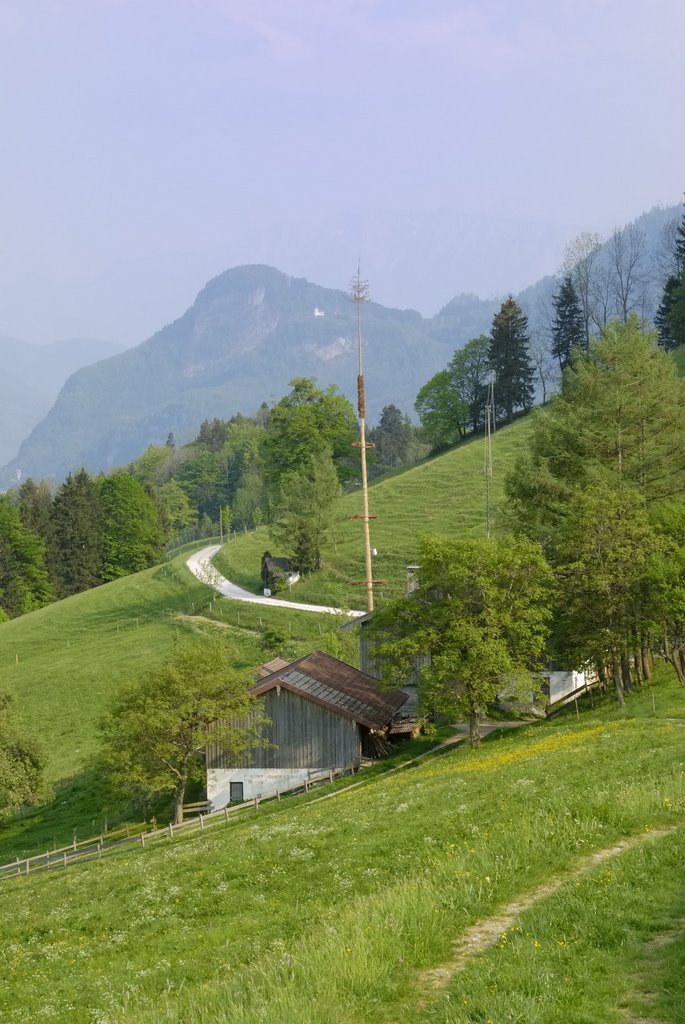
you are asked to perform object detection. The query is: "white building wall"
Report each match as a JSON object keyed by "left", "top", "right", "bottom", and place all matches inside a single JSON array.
[
  {"left": 207, "top": 767, "right": 316, "bottom": 809},
  {"left": 546, "top": 670, "right": 586, "bottom": 704}
]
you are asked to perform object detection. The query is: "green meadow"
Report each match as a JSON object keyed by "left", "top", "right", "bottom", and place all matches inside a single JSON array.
[
  {"left": 0, "top": 546, "right": 353, "bottom": 861},
  {"left": 0, "top": 417, "right": 533, "bottom": 862},
  {"left": 1, "top": 400, "right": 684, "bottom": 1021},
  {"left": 0, "top": 669, "right": 683, "bottom": 1024},
  {"left": 214, "top": 414, "right": 534, "bottom": 607}
]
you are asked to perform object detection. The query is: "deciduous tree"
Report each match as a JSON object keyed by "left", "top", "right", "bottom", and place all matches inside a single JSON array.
[
  {"left": 96, "top": 634, "right": 268, "bottom": 823},
  {"left": 606, "top": 224, "right": 648, "bottom": 324},
  {"left": 561, "top": 232, "right": 602, "bottom": 350},
  {"left": 415, "top": 369, "right": 467, "bottom": 450},
  {"left": 0, "top": 495, "right": 53, "bottom": 618},
  {"left": 449, "top": 335, "right": 491, "bottom": 433},
  {"left": 369, "top": 535, "right": 552, "bottom": 746},
  {"left": 98, "top": 473, "right": 164, "bottom": 580},
  {"left": 0, "top": 691, "right": 47, "bottom": 815},
  {"left": 263, "top": 378, "right": 357, "bottom": 491}
]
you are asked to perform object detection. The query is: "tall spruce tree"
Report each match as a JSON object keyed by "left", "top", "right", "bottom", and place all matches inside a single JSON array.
[
  {"left": 488, "top": 297, "right": 535, "bottom": 423},
  {"left": 270, "top": 450, "right": 341, "bottom": 574},
  {"left": 551, "top": 274, "right": 585, "bottom": 369},
  {"left": 369, "top": 404, "right": 413, "bottom": 468},
  {"left": 666, "top": 270, "right": 685, "bottom": 350},
  {"left": 51, "top": 469, "right": 104, "bottom": 596},
  {"left": 656, "top": 200, "right": 685, "bottom": 350},
  {"left": 655, "top": 274, "right": 683, "bottom": 350}
]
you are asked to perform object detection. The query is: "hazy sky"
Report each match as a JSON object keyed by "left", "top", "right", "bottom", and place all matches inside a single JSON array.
[{"left": 1, "top": 0, "right": 683, "bottom": 344}]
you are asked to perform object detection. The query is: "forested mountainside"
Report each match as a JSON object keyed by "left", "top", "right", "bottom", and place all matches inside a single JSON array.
[{"left": 2, "top": 203, "right": 679, "bottom": 486}]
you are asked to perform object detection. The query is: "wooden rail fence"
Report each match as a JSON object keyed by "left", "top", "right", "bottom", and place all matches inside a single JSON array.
[{"left": 0, "top": 764, "right": 358, "bottom": 883}]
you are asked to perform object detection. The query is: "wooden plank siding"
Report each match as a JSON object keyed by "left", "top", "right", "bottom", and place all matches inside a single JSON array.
[{"left": 207, "top": 688, "right": 361, "bottom": 771}]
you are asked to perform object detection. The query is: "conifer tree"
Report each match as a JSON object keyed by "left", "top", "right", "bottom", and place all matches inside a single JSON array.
[
  {"left": 270, "top": 450, "right": 341, "bottom": 573},
  {"left": 51, "top": 469, "right": 104, "bottom": 596},
  {"left": 666, "top": 270, "right": 685, "bottom": 350},
  {"left": 551, "top": 274, "right": 585, "bottom": 369},
  {"left": 370, "top": 404, "right": 413, "bottom": 468},
  {"left": 656, "top": 200, "right": 685, "bottom": 350},
  {"left": 655, "top": 274, "right": 682, "bottom": 350},
  {"left": 488, "top": 297, "right": 535, "bottom": 423}
]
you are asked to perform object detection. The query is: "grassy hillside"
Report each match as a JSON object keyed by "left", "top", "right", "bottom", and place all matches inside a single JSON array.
[
  {"left": 215, "top": 414, "right": 534, "bottom": 607},
  {"left": 1, "top": 417, "right": 531, "bottom": 788},
  {"left": 1, "top": 671, "right": 683, "bottom": 1024},
  {"left": 0, "top": 542, "right": 358, "bottom": 860},
  {"left": 0, "top": 548, "right": 356, "bottom": 783}
]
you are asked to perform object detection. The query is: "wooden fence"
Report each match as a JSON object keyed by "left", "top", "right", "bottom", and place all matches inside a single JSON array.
[{"left": 0, "top": 764, "right": 358, "bottom": 883}]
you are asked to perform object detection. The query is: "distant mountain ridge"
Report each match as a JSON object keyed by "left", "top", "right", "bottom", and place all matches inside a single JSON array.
[
  {"left": 2, "top": 266, "right": 459, "bottom": 485},
  {"left": 1, "top": 202, "right": 680, "bottom": 487}
]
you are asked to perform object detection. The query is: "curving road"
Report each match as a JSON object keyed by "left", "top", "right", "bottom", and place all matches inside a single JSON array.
[{"left": 186, "top": 545, "right": 366, "bottom": 618}]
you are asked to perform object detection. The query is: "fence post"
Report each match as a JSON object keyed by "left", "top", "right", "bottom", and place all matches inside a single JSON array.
[
  {"left": 140, "top": 833, "right": 145, "bottom": 848},
  {"left": 224, "top": 806, "right": 229, "bottom": 822},
  {"left": 168, "top": 822, "right": 174, "bottom": 840},
  {"left": 63, "top": 852, "right": 67, "bottom": 869},
  {"left": 199, "top": 814, "right": 204, "bottom": 832}
]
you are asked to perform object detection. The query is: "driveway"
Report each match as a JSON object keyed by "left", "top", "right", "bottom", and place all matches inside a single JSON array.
[{"left": 186, "top": 545, "right": 365, "bottom": 618}]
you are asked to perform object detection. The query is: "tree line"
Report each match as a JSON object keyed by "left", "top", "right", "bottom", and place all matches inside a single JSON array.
[
  {"left": 371, "top": 315, "right": 685, "bottom": 745},
  {"left": 415, "top": 202, "right": 685, "bottom": 452},
  {"left": 0, "top": 378, "right": 421, "bottom": 621}
]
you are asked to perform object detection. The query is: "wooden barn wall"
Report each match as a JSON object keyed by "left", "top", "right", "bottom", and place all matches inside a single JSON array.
[{"left": 207, "top": 689, "right": 361, "bottom": 770}]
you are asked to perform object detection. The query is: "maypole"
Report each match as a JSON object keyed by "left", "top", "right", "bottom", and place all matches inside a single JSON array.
[
  {"left": 350, "top": 266, "right": 376, "bottom": 612},
  {"left": 484, "top": 374, "right": 496, "bottom": 538}
]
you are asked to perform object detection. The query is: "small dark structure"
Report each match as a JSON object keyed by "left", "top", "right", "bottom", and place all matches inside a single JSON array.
[
  {"left": 206, "top": 651, "right": 407, "bottom": 807},
  {"left": 261, "top": 553, "right": 299, "bottom": 589}
]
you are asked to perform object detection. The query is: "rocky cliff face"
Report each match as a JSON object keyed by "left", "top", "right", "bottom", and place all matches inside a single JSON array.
[{"left": 1, "top": 266, "right": 462, "bottom": 485}]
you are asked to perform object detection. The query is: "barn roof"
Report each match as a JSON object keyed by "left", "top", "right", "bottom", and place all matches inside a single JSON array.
[
  {"left": 250, "top": 650, "right": 407, "bottom": 730},
  {"left": 256, "top": 656, "right": 291, "bottom": 679},
  {"left": 263, "top": 556, "right": 295, "bottom": 573}
]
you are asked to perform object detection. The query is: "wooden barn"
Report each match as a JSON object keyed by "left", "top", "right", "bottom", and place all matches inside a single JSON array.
[
  {"left": 206, "top": 650, "right": 407, "bottom": 808},
  {"left": 261, "top": 554, "right": 299, "bottom": 590}
]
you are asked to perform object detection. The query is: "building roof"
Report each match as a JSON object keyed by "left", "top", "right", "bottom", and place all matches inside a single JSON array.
[
  {"left": 256, "top": 656, "right": 291, "bottom": 679},
  {"left": 250, "top": 650, "right": 407, "bottom": 730},
  {"left": 263, "top": 556, "right": 295, "bottom": 573}
]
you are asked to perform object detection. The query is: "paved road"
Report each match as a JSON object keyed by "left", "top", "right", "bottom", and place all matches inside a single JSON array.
[{"left": 186, "top": 545, "right": 366, "bottom": 618}]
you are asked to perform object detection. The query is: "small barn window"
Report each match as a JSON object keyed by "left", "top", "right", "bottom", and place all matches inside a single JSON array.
[{"left": 230, "top": 781, "right": 244, "bottom": 803}]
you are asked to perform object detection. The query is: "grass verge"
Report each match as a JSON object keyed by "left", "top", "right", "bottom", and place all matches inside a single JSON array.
[{"left": 0, "top": 673, "right": 683, "bottom": 1023}]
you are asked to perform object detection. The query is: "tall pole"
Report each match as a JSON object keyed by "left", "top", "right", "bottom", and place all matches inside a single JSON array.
[
  {"left": 351, "top": 266, "right": 374, "bottom": 612},
  {"left": 484, "top": 375, "right": 495, "bottom": 539}
]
